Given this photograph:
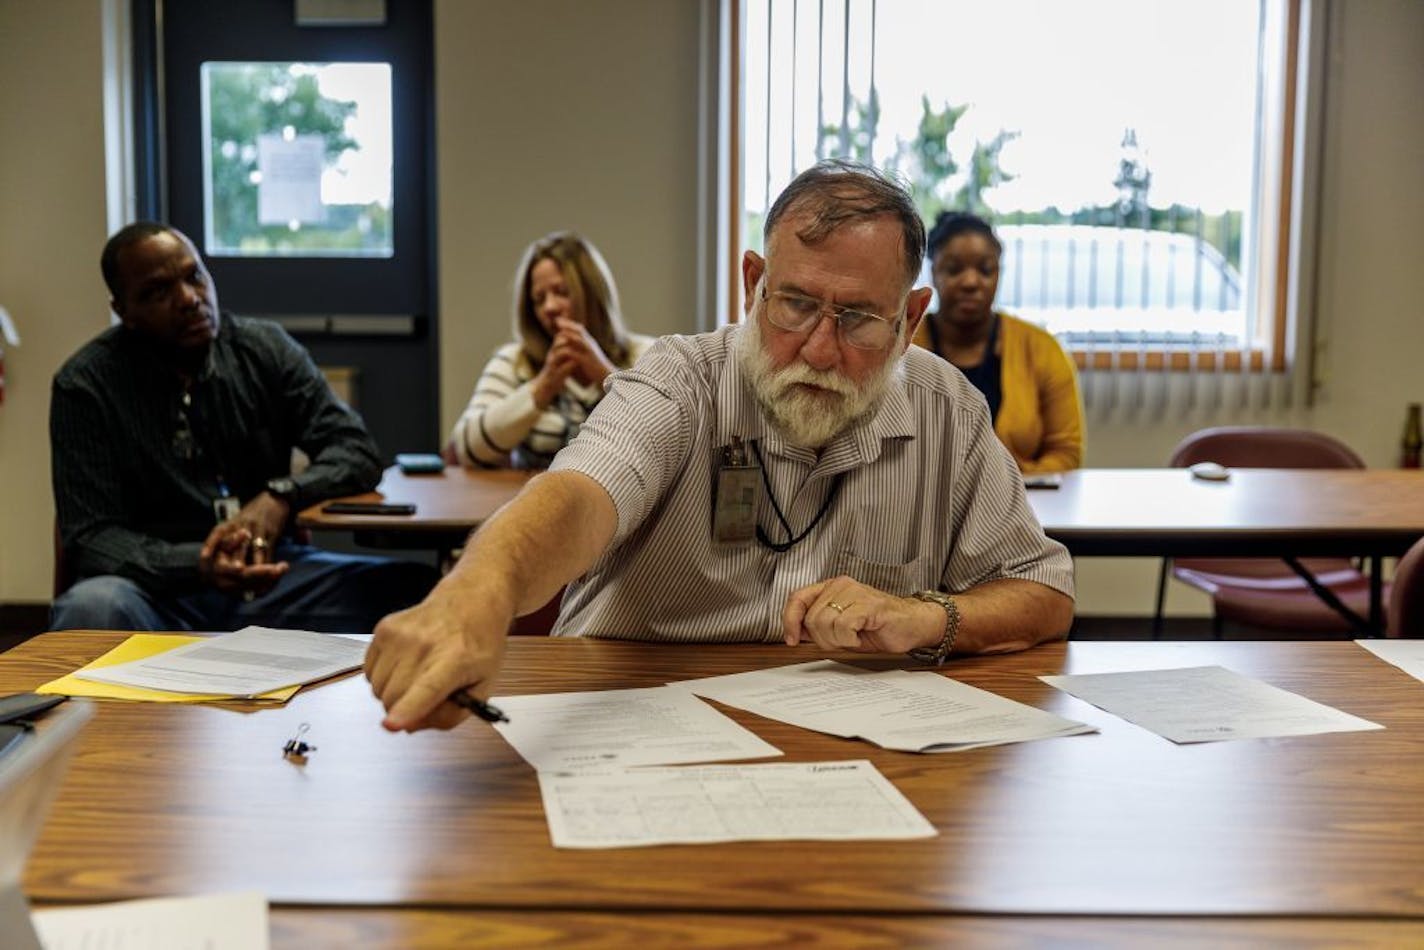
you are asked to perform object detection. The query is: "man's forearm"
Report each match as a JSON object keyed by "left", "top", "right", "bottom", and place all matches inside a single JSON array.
[
  {"left": 74, "top": 527, "right": 204, "bottom": 594},
  {"left": 438, "top": 470, "right": 617, "bottom": 619},
  {"left": 948, "top": 578, "right": 1074, "bottom": 655}
]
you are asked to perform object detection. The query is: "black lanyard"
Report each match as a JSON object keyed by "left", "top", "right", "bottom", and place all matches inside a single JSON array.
[{"left": 750, "top": 441, "right": 844, "bottom": 553}]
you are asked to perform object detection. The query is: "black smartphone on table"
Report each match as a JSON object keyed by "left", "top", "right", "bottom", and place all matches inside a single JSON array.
[
  {"left": 322, "top": 501, "right": 417, "bottom": 516},
  {"left": 395, "top": 453, "right": 446, "bottom": 475}
]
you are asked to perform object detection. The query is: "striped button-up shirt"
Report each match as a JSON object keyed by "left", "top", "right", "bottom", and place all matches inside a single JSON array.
[{"left": 549, "top": 324, "right": 1073, "bottom": 642}]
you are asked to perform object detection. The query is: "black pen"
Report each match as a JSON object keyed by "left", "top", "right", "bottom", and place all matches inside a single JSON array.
[{"left": 449, "top": 689, "right": 509, "bottom": 724}]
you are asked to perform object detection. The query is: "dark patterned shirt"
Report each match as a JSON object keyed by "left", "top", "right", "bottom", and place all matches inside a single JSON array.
[{"left": 51, "top": 314, "right": 382, "bottom": 593}]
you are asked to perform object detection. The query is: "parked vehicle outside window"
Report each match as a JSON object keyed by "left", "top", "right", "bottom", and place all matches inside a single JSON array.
[{"left": 922, "top": 224, "right": 1245, "bottom": 345}]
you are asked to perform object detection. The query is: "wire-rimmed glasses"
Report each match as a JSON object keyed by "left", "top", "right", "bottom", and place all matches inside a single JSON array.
[{"left": 759, "top": 287, "right": 902, "bottom": 350}]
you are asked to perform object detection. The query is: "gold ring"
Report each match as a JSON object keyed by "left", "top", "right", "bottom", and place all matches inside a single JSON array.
[
  {"left": 827, "top": 601, "right": 847, "bottom": 613},
  {"left": 251, "top": 537, "right": 269, "bottom": 550}
]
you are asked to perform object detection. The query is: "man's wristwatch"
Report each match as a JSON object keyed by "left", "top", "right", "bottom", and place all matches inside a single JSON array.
[
  {"left": 265, "top": 476, "right": 300, "bottom": 507},
  {"left": 907, "top": 589, "right": 960, "bottom": 666}
]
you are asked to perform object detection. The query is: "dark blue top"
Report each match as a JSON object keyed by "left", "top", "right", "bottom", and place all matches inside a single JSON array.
[{"left": 927, "top": 314, "right": 1002, "bottom": 422}]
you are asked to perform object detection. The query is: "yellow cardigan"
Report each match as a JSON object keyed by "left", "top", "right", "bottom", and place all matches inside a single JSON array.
[{"left": 913, "top": 312, "right": 1084, "bottom": 473}]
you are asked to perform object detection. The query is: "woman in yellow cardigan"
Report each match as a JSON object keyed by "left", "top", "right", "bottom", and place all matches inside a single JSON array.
[{"left": 913, "top": 212, "right": 1084, "bottom": 473}]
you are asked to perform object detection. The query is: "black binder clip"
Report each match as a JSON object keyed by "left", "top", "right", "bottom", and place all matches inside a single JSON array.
[{"left": 282, "top": 722, "right": 317, "bottom": 760}]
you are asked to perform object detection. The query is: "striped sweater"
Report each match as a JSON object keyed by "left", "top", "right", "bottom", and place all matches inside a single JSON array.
[{"left": 449, "top": 335, "right": 655, "bottom": 469}]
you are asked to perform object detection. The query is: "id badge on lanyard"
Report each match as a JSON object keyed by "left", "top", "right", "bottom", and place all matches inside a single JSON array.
[
  {"left": 712, "top": 436, "right": 761, "bottom": 545},
  {"left": 212, "top": 478, "right": 240, "bottom": 524}
]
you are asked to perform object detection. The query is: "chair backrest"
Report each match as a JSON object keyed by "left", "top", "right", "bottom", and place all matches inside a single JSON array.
[
  {"left": 1168, "top": 426, "right": 1364, "bottom": 470},
  {"left": 1388, "top": 535, "right": 1424, "bottom": 638}
]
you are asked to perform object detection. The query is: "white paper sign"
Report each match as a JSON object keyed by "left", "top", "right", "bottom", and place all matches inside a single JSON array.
[{"left": 257, "top": 132, "right": 326, "bottom": 225}]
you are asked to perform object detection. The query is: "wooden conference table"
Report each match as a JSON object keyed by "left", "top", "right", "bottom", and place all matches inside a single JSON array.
[
  {"left": 304, "top": 466, "right": 1424, "bottom": 630},
  {"left": 9, "top": 633, "right": 1424, "bottom": 945},
  {"left": 309, "top": 466, "right": 1424, "bottom": 563},
  {"left": 296, "top": 466, "right": 532, "bottom": 560},
  {"left": 1027, "top": 468, "right": 1424, "bottom": 631}
]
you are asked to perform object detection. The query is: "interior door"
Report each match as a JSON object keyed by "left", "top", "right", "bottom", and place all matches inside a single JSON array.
[{"left": 136, "top": 0, "right": 438, "bottom": 458}]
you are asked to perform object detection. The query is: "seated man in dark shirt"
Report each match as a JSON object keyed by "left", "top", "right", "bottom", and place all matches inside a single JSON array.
[{"left": 49, "top": 222, "right": 437, "bottom": 633}]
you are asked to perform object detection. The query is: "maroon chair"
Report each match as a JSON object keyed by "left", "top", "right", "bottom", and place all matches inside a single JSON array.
[
  {"left": 1154, "top": 426, "right": 1379, "bottom": 637},
  {"left": 1387, "top": 535, "right": 1424, "bottom": 638}
]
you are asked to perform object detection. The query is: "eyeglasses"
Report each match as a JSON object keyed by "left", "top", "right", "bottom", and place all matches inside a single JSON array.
[{"left": 759, "top": 287, "right": 902, "bottom": 350}]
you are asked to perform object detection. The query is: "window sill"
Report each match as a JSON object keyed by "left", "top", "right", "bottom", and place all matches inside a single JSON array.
[{"left": 1070, "top": 348, "right": 1275, "bottom": 373}]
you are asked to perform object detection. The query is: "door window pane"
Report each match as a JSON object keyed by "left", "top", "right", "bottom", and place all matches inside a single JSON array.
[{"left": 201, "top": 61, "right": 393, "bottom": 258}]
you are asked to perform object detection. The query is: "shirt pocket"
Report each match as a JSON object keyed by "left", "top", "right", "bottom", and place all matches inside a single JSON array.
[{"left": 834, "top": 550, "right": 935, "bottom": 597}]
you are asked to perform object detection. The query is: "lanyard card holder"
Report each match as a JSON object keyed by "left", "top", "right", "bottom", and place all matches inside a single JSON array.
[{"left": 712, "top": 437, "right": 761, "bottom": 545}]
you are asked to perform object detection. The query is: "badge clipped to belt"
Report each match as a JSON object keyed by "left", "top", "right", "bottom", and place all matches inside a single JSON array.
[{"left": 712, "top": 436, "right": 761, "bottom": 545}]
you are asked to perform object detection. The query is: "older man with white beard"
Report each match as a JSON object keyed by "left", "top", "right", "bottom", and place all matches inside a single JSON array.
[{"left": 366, "top": 160, "right": 1075, "bottom": 733}]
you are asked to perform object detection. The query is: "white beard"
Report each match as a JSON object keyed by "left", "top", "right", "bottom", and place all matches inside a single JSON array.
[{"left": 735, "top": 303, "right": 902, "bottom": 449}]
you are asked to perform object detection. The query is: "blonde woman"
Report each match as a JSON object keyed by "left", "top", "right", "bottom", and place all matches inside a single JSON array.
[{"left": 449, "top": 233, "right": 653, "bottom": 469}]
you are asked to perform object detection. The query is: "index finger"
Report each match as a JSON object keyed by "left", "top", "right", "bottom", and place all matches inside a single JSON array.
[
  {"left": 382, "top": 657, "right": 479, "bottom": 732},
  {"left": 200, "top": 521, "right": 241, "bottom": 560},
  {"left": 781, "top": 579, "right": 831, "bottom": 645}
]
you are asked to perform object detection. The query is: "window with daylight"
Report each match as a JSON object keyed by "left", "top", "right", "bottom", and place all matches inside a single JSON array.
[
  {"left": 733, "top": 0, "right": 1308, "bottom": 373},
  {"left": 201, "top": 61, "right": 394, "bottom": 258}
]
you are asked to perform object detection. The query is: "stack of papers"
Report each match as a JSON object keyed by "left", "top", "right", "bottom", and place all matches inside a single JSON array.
[
  {"left": 538, "top": 760, "right": 936, "bottom": 849},
  {"left": 675, "top": 660, "right": 1095, "bottom": 752},
  {"left": 41, "top": 627, "right": 365, "bottom": 703},
  {"left": 1041, "top": 665, "right": 1383, "bottom": 743},
  {"left": 31, "top": 891, "right": 268, "bottom": 949},
  {"left": 39, "top": 635, "right": 298, "bottom": 703},
  {"left": 488, "top": 679, "right": 954, "bottom": 848},
  {"left": 491, "top": 686, "right": 781, "bottom": 770},
  {"left": 1356, "top": 639, "right": 1424, "bottom": 684}
]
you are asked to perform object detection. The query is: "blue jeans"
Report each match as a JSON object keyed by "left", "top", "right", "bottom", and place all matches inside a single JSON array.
[{"left": 49, "top": 544, "right": 438, "bottom": 635}]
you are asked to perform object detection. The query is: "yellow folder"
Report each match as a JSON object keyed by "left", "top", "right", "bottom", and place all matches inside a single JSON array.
[{"left": 36, "top": 634, "right": 300, "bottom": 703}]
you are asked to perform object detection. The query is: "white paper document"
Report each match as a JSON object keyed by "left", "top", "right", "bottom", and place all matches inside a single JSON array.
[
  {"left": 538, "top": 759, "right": 935, "bottom": 848},
  {"left": 1355, "top": 638, "right": 1424, "bottom": 684},
  {"left": 74, "top": 626, "right": 366, "bottom": 697},
  {"left": 491, "top": 686, "right": 782, "bottom": 770},
  {"left": 675, "top": 660, "right": 1094, "bottom": 752},
  {"left": 1041, "top": 664, "right": 1383, "bottom": 743},
  {"left": 32, "top": 890, "right": 268, "bottom": 949}
]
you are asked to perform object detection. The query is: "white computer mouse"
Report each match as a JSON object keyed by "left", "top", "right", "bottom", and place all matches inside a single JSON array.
[{"left": 1189, "top": 461, "right": 1231, "bottom": 481}]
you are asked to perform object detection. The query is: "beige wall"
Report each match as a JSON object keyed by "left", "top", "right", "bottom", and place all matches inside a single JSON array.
[
  {"left": 434, "top": 0, "right": 703, "bottom": 434},
  {"left": 0, "top": 0, "right": 1420, "bottom": 615},
  {"left": 0, "top": 0, "right": 111, "bottom": 603}
]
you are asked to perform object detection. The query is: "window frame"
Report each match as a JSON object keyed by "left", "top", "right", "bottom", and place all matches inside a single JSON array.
[{"left": 721, "top": 0, "right": 1316, "bottom": 378}]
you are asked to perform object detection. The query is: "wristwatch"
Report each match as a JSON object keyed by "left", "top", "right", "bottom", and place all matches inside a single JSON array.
[
  {"left": 907, "top": 589, "right": 960, "bottom": 666},
  {"left": 265, "top": 476, "right": 300, "bottom": 506}
]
